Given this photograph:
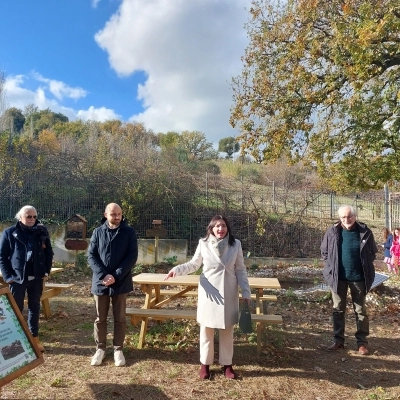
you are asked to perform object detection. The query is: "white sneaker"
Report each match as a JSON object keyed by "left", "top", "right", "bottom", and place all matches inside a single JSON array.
[
  {"left": 91, "top": 349, "right": 105, "bottom": 366},
  {"left": 114, "top": 350, "right": 125, "bottom": 367}
]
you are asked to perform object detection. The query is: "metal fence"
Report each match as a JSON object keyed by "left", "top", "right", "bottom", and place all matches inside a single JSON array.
[{"left": 0, "top": 171, "right": 391, "bottom": 258}]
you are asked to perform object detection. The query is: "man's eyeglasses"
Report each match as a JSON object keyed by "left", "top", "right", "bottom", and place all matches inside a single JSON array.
[{"left": 25, "top": 215, "right": 37, "bottom": 219}]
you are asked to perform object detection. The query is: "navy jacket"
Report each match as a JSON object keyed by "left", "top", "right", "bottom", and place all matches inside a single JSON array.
[
  {"left": 321, "top": 221, "right": 377, "bottom": 293},
  {"left": 88, "top": 217, "right": 138, "bottom": 296},
  {"left": 0, "top": 221, "right": 53, "bottom": 283}
]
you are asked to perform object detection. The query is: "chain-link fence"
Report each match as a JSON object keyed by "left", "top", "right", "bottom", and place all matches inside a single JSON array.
[{"left": 1, "top": 170, "right": 391, "bottom": 259}]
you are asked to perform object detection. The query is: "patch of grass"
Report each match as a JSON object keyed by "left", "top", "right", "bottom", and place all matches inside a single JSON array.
[
  {"left": 13, "top": 373, "right": 35, "bottom": 389},
  {"left": 358, "top": 386, "right": 399, "bottom": 400},
  {"left": 76, "top": 322, "right": 94, "bottom": 331},
  {"left": 167, "top": 366, "right": 182, "bottom": 379},
  {"left": 50, "top": 377, "right": 68, "bottom": 388},
  {"left": 284, "top": 287, "right": 298, "bottom": 301}
]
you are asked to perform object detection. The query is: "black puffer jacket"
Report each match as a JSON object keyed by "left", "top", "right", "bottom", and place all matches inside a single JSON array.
[
  {"left": 88, "top": 217, "right": 138, "bottom": 296},
  {"left": 0, "top": 221, "right": 53, "bottom": 283},
  {"left": 321, "top": 221, "right": 377, "bottom": 294}
]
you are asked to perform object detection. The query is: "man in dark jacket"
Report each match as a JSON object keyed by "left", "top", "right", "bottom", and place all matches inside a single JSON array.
[
  {"left": 88, "top": 203, "right": 138, "bottom": 367},
  {"left": 0, "top": 205, "right": 53, "bottom": 352},
  {"left": 321, "top": 205, "right": 377, "bottom": 355}
]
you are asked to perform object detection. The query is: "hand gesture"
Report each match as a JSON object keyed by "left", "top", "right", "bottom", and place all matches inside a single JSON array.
[
  {"left": 102, "top": 274, "right": 115, "bottom": 286},
  {"left": 164, "top": 270, "right": 176, "bottom": 281}
]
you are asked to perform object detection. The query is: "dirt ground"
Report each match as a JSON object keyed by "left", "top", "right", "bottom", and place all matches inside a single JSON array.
[{"left": 1, "top": 263, "right": 400, "bottom": 400}]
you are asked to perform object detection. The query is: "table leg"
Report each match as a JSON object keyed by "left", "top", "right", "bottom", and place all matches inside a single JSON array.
[
  {"left": 138, "top": 284, "right": 153, "bottom": 349},
  {"left": 41, "top": 299, "right": 51, "bottom": 318},
  {"left": 256, "top": 288, "right": 262, "bottom": 357},
  {"left": 41, "top": 279, "right": 51, "bottom": 318}
]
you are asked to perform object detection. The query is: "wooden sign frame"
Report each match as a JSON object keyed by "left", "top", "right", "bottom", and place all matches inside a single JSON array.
[{"left": 0, "top": 287, "right": 43, "bottom": 388}]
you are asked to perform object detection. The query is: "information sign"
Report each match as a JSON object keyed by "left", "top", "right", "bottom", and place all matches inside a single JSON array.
[{"left": 0, "top": 287, "right": 43, "bottom": 387}]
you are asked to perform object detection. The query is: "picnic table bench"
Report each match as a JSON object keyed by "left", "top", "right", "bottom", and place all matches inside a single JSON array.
[
  {"left": 155, "top": 288, "right": 278, "bottom": 303},
  {"left": 129, "top": 273, "right": 282, "bottom": 356},
  {"left": 0, "top": 268, "right": 74, "bottom": 318},
  {"left": 126, "top": 307, "right": 282, "bottom": 325},
  {"left": 39, "top": 282, "right": 75, "bottom": 317}
]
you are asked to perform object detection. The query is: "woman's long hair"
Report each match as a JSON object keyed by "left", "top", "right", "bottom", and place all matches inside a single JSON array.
[
  {"left": 203, "top": 215, "right": 235, "bottom": 246},
  {"left": 383, "top": 227, "right": 391, "bottom": 240}
]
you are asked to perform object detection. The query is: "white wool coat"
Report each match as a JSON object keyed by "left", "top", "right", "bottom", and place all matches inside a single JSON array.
[{"left": 171, "top": 238, "right": 251, "bottom": 329}]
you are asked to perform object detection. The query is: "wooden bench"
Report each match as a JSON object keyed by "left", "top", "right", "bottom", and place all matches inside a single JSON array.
[
  {"left": 126, "top": 307, "right": 281, "bottom": 326},
  {"left": 126, "top": 307, "right": 197, "bottom": 326},
  {"left": 157, "top": 289, "right": 278, "bottom": 302},
  {"left": 39, "top": 283, "right": 75, "bottom": 318}
]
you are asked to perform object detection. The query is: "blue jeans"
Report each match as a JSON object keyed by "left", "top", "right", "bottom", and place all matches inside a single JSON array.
[
  {"left": 9, "top": 279, "right": 44, "bottom": 337},
  {"left": 331, "top": 280, "right": 369, "bottom": 347}
]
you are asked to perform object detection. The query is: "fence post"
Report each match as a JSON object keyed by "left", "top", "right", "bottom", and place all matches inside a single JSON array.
[
  {"left": 205, "top": 171, "right": 208, "bottom": 206},
  {"left": 272, "top": 181, "right": 276, "bottom": 211},
  {"left": 330, "top": 192, "right": 335, "bottom": 219},
  {"left": 384, "top": 184, "right": 390, "bottom": 230}
]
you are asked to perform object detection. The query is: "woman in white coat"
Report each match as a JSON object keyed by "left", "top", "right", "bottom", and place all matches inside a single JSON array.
[{"left": 165, "top": 215, "right": 251, "bottom": 379}]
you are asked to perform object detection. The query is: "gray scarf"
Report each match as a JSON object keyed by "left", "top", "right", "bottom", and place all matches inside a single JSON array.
[{"left": 209, "top": 234, "right": 229, "bottom": 257}]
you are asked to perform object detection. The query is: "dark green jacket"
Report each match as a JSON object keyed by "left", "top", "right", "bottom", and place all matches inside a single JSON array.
[{"left": 321, "top": 221, "right": 377, "bottom": 293}]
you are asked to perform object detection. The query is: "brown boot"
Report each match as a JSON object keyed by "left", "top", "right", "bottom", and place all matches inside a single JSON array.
[
  {"left": 33, "top": 337, "right": 44, "bottom": 353},
  {"left": 223, "top": 365, "right": 236, "bottom": 379},
  {"left": 200, "top": 364, "right": 210, "bottom": 379}
]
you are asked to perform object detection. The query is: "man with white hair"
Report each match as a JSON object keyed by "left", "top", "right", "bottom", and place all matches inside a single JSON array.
[
  {"left": 0, "top": 205, "right": 53, "bottom": 352},
  {"left": 321, "top": 205, "right": 377, "bottom": 355}
]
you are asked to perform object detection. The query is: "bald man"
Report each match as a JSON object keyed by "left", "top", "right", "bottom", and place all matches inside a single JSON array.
[{"left": 88, "top": 203, "right": 138, "bottom": 366}]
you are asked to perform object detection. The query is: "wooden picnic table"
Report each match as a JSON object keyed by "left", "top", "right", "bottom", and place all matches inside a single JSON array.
[
  {"left": 0, "top": 267, "right": 74, "bottom": 317},
  {"left": 128, "top": 273, "right": 282, "bottom": 355}
]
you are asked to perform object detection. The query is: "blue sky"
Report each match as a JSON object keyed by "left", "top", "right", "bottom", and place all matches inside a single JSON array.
[{"left": 0, "top": 0, "right": 250, "bottom": 145}]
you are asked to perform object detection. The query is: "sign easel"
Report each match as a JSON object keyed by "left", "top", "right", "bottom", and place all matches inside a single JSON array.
[{"left": 0, "top": 287, "right": 43, "bottom": 391}]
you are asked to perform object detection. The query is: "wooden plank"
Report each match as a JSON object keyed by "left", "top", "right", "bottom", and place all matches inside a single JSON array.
[
  {"left": 133, "top": 273, "right": 281, "bottom": 290},
  {"left": 250, "top": 314, "right": 282, "bottom": 324},
  {"left": 44, "top": 283, "right": 74, "bottom": 289},
  {"left": 157, "top": 289, "right": 198, "bottom": 297},
  {"left": 156, "top": 289, "right": 277, "bottom": 302},
  {"left": 126, "top": 307, "right": 197, "bottom": 321},
  {"left": 126, "top": 308, "right": 281, "bottom": 324},
  {"left": 64, "top": 239, "right": 88, "bottom": 251}
]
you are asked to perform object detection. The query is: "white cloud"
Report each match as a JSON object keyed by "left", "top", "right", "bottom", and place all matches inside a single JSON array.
[
  {"left": 5, "top": 75, "right": 77, "bottom": 120},
  {"left": 77, "top": 105, "right": 120, "bottom": 121},
  {"left": 32, "top": 72, "right": 87, "bottom": 100},
  {"left": 91, "top": 0, "right": 101, "bottom": 8},
  {"left": 95, "top": 0, "right": 250, "bottom": 142},
  {"left": 4, "top": 74, "right": 116, "bottom": 122}
]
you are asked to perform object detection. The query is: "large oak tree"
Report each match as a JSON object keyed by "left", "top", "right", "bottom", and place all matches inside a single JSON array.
[{"left": 231, "top": 0, "right": 400, "bottom": 192}]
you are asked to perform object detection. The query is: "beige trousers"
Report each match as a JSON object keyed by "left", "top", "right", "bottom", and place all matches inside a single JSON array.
[{"left": 199, "top": 325, "right": 234, "bottom": 365}]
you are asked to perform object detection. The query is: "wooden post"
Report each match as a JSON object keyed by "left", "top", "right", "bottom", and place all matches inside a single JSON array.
[{"left": 154, "top": 235, "right": 159, "bottom": 263}]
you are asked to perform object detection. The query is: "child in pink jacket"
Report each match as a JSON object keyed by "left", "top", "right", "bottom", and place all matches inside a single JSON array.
[{"left": 390, "top": 227, "right": 400, "bottom": 274}]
